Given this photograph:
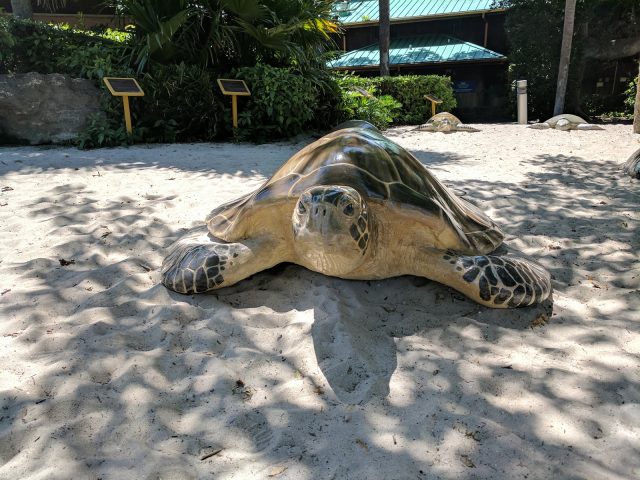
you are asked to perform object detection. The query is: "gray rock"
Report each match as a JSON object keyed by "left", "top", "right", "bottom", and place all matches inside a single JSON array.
[
  {"left": 624, "top": 148, "right": 640, "bottom": 179},
  {"left": 0, "top": 73, "right": 101, "bottom": 145}
]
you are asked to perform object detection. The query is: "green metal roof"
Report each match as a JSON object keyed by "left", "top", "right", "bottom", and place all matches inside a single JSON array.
[
  {"left": 329, "top": 34, "right": 506, "bottom": 69},
  {"left": 333, "top": 0, "right": 501, "bottom": 25}
]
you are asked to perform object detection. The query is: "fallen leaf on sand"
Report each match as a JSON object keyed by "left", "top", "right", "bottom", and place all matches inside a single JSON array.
[
  {"left": 531, "top": 313, "right": 549, "bottom": 328},
  {"left": 355, "top": 439, "right": 369, "bottom": 451},
  {"left": 460, "top": 454, "right": 475, "bottom": 468},
  {"left": 268, "top": 465, "right": 287, "bottom": 476}
]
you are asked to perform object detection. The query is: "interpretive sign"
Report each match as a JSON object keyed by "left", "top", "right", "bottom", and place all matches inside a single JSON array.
[
  {"left": 103, "top": 77, "right": 144, "bottom": 97},
  {"left": 103, "top": 77, "right": 145, "bottom": 134},
  {"left": 423, "top": 94, "right": 443, "bottom": 116},
  {"left": 217, "top": 79, "right": 251, "bottom": 128},
  {"left": 217, "top": 79, "right": 251, "bottom": 96}
]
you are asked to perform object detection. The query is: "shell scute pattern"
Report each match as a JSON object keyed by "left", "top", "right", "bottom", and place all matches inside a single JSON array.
[
  {"left": 163, "top": 125, "right": 551, "bottom": 308},
  {"left": 207, "top": 128, "right": 503, "bottom": 254}
]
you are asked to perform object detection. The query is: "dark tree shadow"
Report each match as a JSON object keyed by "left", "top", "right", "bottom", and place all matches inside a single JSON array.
[{"left": 0, "top": 144, "right": 638, "bottom": 479}]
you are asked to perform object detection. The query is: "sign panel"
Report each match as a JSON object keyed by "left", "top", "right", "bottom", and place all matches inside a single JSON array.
[
  {"left": 103, "top": 77, "right": 145, "bottom": 97},
  {"left": 217, "top": 79, "right": 251, "bottom": 96},
  {"left": 453, "top": 80, "right": 476, "bottom": 93}
]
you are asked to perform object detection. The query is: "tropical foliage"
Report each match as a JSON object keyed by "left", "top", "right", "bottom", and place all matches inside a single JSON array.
[
  {"left": 500, "top": 0, "right": 640, "bottom": 118},
  {"left": 116, "top": 0, "right": 339, "bottom": 73},
  {"left": 336, "top": 74, "right": 457, "bottom": 124},
  {"left": 0, "top": 2, "right": 458, "bottom": 146}
]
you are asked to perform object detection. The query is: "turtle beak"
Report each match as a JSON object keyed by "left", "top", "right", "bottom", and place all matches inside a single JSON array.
[{"left": 308, "top": 204, "right": 331, "bottom": 236}]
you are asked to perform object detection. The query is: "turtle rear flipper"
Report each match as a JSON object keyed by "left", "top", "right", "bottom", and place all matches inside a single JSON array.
[
  {"left": 528, "top": 122, "right": 550, "bottom": 129},
  {"left": 454, "top": 124, "right": 480, "bottom": 133},
  {"left": 412, "top": 250, "right": 551, "bottom": 308},
  {"left": 162, "top": 226, "right": 282, "bottom": 294},
  {"left": 575, "top": 123, "right": 603, "bottom": 131}
]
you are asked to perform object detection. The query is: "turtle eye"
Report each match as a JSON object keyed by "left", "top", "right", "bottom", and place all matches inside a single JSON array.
[
  {"left": 343, "top": 203, "right": 354, "bottom": 216},
  {"left": 297, "top": 202, "right": 306, "bottom": 214}
]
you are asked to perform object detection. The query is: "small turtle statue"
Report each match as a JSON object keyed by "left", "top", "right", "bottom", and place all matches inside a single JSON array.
[
  {"left": 624, "top": 148, "right": 640, "bottom": 179},
  {"left": 413, "top": 112, "right": 479, "bottom": 133},
  {"left": 528, "top": 114, "right": 602, "bottom": 131},
  {"left": 162, "top": 126, "right": 551, "bottom": 308}
]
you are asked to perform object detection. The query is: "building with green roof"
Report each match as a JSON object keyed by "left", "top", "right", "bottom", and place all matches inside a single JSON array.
[{"left": 330, "top": 0, "right": 510, "bottom": 120}]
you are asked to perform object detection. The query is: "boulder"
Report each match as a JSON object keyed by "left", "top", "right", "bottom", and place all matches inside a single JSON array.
[
  {"left": 0, "top": 73, "right": 101, "bottom": 145},
  {"left": 624, "top": 148, "right": 640, "bottom": 179}
]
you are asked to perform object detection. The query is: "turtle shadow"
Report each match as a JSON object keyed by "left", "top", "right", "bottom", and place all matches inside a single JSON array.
[{"left": 186, "top": 261, "right": 554, "bottom": 405}]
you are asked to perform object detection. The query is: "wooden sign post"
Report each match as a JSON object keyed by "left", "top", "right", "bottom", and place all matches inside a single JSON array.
[
  {"left": 217, "top": 79, "right": 251, "bottom": 128},
  {"left": 103, "top": 77, "right": 145, "bottom": 135},
  {"left": 424, "top": 94, "right": 443, "bottom": 117}
]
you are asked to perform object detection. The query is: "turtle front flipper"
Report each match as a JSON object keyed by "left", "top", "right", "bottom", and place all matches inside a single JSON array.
[
  {"left": 161, "top": 226, "right": 283, "bottom": 294},
  {"left": 528, "top": 122, "right": 550, "bottom": 130},
  {"left": 412, "top": 250, "right": 551, "bottom": 308}
]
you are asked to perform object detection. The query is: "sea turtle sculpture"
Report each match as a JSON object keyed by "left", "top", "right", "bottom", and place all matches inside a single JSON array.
[
  {"left": 528, "top": 114, "right": 602, "bottom": 131},
  {"left": 413, "top": 112, "right": 479, "bottom": 133},
  {"left": 624, "top": 148, "right": 640, "bottom": 179},
  {"left": 331, "top": 120, "right": 379, "bottom": 133},
  {"left": 162, "top": 126, "right": 551, "bottom": 308}
]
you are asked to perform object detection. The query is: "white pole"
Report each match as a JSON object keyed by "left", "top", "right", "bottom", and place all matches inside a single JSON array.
[{"left": 517, "top": 80, "right": 528, "bottom": 124}]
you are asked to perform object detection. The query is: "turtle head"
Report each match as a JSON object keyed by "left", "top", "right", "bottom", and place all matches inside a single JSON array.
[
  {"left": 292, "top": 185, "right": 370, "bottom": 275},
  {"left": 434, "top": 119, "right": 454, "bottom": 132}
]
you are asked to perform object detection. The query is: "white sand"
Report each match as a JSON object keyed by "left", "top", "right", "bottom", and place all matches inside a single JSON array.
[{"left": 0, "top": 124, "right": 639, "bottom": 479}]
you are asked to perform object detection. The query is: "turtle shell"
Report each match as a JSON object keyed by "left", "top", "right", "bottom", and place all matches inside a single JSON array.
[
  {"left": 545, "top": 114, "right": 586, "bottom": 126},
  {"left": 207, "top": 128, "right": 503, "bottom": 254},
  {"left": 428, "top": 112, "right": 462, "bottom": 124}
]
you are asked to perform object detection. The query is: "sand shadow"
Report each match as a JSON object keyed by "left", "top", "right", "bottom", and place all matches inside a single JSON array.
[{"left": 183, "top": 261, "right": 553, "bottom": 405}]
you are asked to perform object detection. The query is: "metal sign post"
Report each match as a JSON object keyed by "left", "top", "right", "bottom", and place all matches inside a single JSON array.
[
  {"left": 217, "top": 79, "right": 251, "bottom": 128},
  {"left": 424, "top": 94, "right": 443, "bottom": 117},
  {"left": 103, "top": 77, "right": 145, "bottom": 135}
]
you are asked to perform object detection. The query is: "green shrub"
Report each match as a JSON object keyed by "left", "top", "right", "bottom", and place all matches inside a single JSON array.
[
  {"left": 0, "top": 17, "right": 131, "bottom": 78},
  {"left": 339, "top": 90, "right": 402, "bottom": 129},
  {"left": 77, "top": 113, "right": 132, "bottom": 149},
  {"left": 335, "top": 74, "right": 456, "bottom": 125},
  {"left": 137, "top": 63, "right": 225, "bottom": 142},
  {"left": 0, "top": 17, "right": 348, "bottom": 144},
  {"left": 231, "top": 64, "right": 320, "bottom": 140},
  {"left": 303, "top": 68, "right": 344, "bottom": 130},
  {"left": 625, "top": 76, "right": 637, "bottom": 114}
]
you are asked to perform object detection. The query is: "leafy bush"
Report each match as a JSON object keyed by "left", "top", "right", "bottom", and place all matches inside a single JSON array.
[
  {"left": 335, "top": 74, "right": 456, "bottom": 124},
  {"left": 119, "top": 0, "right": 339, "bottom": 73},
  {"left": 0, "top": 17, "right": 347, "bottom": 145},
  {"left": 625, "top": 76, "right": 637, "bottom": 114},
  {"left": 231, "top": 64, "right": 320, "bottom": 140},
  {"left": 339, "top": 90, "right": 402, "bottom": 129},
  {"left": 137, "top": 63, "right": 225, "bottom": 142},
  {"left": 77, "top": 113, "right": 132, "bottom": 149},
  {"left": 0, "top": 17, "right": 131, "bottom": 78}
]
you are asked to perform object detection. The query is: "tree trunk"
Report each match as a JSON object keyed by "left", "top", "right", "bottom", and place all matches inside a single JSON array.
[
  {"left": 10, "top": 0, "right": 33, "bottom": 19},
  {"left": 379, "top": 0, "right": 390, "bottom": 76},
  {"left": 568, "top": 22, "right": 589, "bottom": 117},
  {"left": 554, "top": 0, "right": 577, "bottom": 116},
  {"left": 634, "top": 61, "right": 640, "bottom": 134}
]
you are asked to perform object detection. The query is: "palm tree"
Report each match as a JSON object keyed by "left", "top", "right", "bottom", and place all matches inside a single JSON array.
[
  {"left": 9, "top": 0, "right": 68, "bottom": 20},
  {"left": 553, "top": 0, "right": 577, "bottom": 115},
  {"left": 121, "top": 0, "right": 338, "bottom": 72},
  {"left": 10, "top": 0, "right": 33, "bottom": 19},
  {"left": 379, "top": 0, "right": 390, "bottom": 76},
  {"left": 634, "top": 63, "right": 640, "bottom": 134}
]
